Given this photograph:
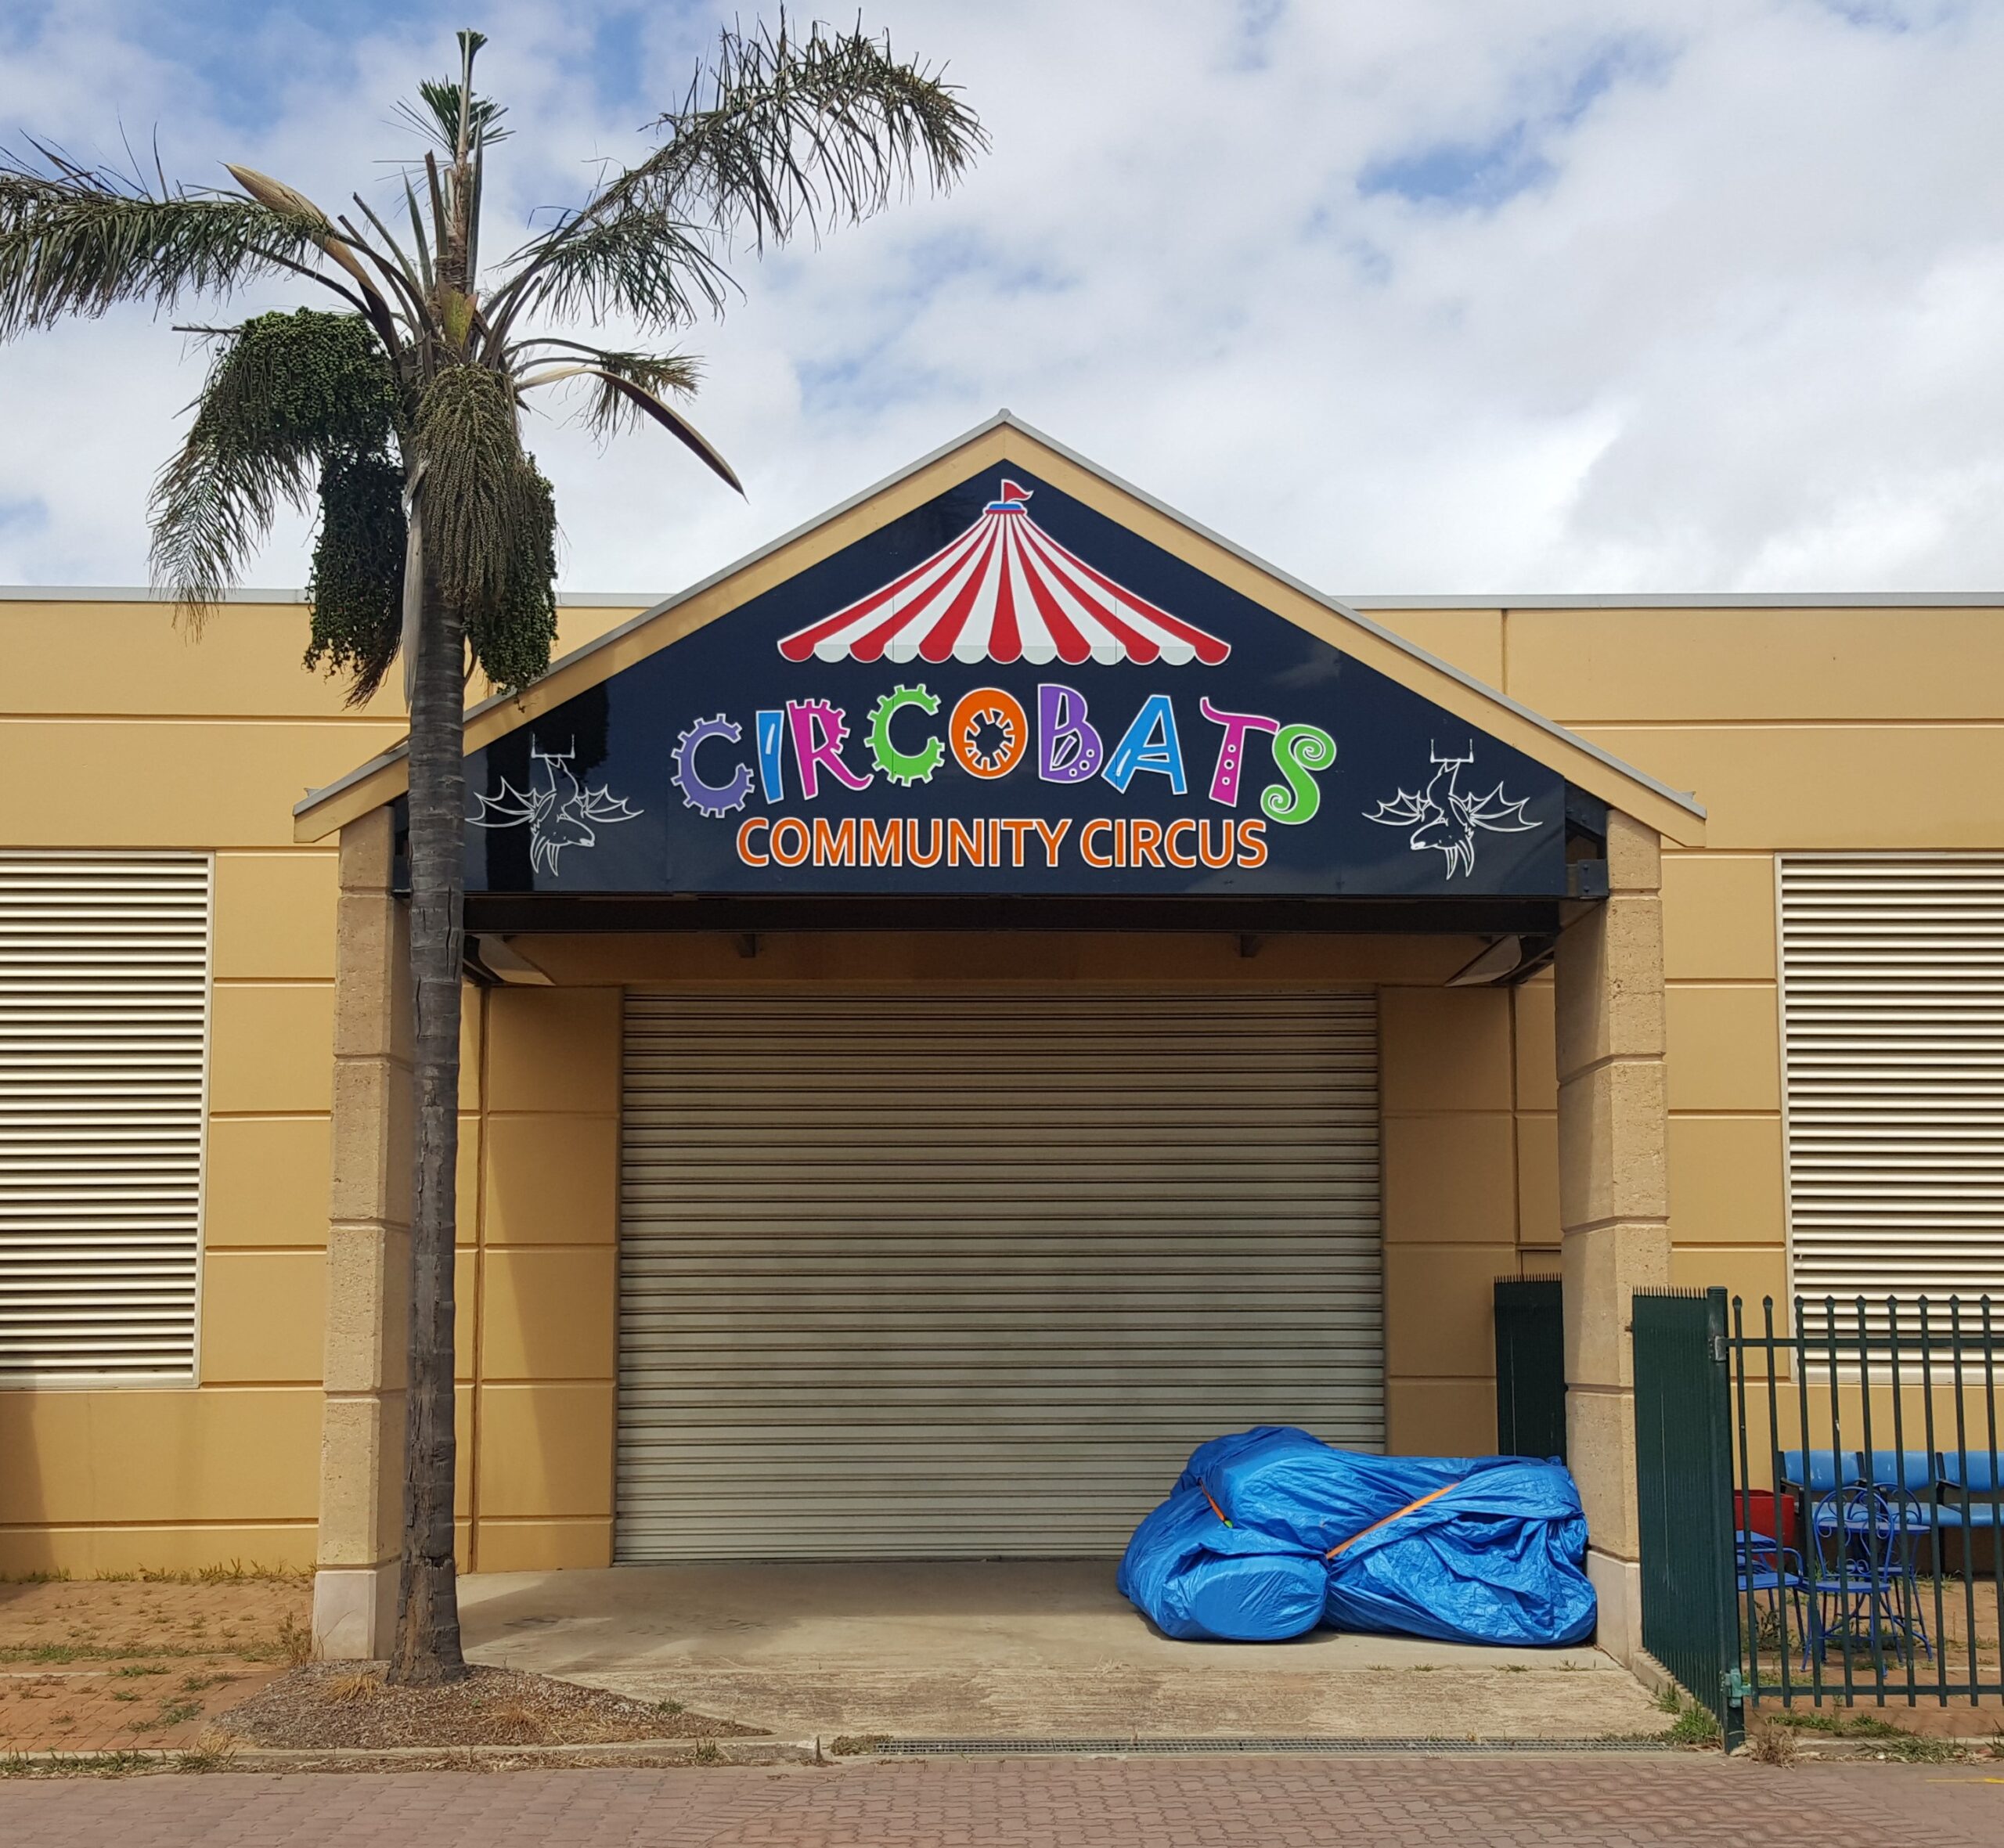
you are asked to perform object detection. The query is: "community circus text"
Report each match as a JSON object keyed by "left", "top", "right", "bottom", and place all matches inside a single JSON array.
[{"left": 668, "top": 682, "right": 1338, "bottom": 871}]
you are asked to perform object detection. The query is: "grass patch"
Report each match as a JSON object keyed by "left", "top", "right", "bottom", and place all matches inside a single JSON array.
[
  {"left": 1745, "top": 1719, "right": 1800, "bottom": 1766},
  {"left": 101, "top": 1562, "right": 306, "bottom": 1586},
  {"left": 323, "top": 1671, "right": 384, "bottom": 1704},
  {"left": 114, "top": 1663, "right": 169, "bottom": 1680},
  {"left": 1865, "top": 1733, "right": 1963, "bottom": 1763},
  {"left": 0, "top": 1562, "right": 307, "bottom": 1587},
  {"left": 1766, "top": 1710, "right": 1910, "bottom": 1737},
  {"left": 1761, "top": 1709, "right": 1967, "bottom": 1761},
  {"left": 174, "top": 1731, "right": 239, "bottom": 1774},
  {"left": 0, "top": 1643, "right": 238, "bottom": 1666},
  {"left": 1667, "top": 1702, "right": 1723, "bottom": 1747},
  {"left": 275, "top": 1613, "right": 314, "bottom": 1669},
  {"left": 1650, "top": 1684, "right": 1722, "bottom": 1747},
  {"left": 0, "top": 1750, "right": 160, "bottom": 1779}
]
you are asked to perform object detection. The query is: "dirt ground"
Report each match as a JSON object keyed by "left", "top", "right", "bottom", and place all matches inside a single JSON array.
[
  {"left": 218, "top": 1661, "right": 760, "bottom": 1750},
  {"left": 0, "top": 1574, "right": 308, "bottom": 1753},
  {"left": 0, "top": 1576, "right": 759, "bottom": 1759}
]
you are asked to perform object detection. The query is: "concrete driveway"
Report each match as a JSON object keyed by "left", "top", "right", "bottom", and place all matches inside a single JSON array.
[{"left": 459, "top": 1562, "right": 1663, "bottom": 1742}]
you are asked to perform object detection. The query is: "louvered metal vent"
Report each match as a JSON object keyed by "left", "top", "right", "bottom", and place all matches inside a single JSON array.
[
  {"left": 1779, "top": 856, "right": 2004, "bottom": 1318},
  {"left": 0, "top": 853, "right": 211, "bottom": 1384}
]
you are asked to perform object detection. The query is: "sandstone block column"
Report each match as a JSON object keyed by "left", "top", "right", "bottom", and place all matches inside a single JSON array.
[
  {"left": 311, "top": 807, "right": 411, "bottom": 1659},
  {"left": 1555, "top": 809, "right": 1670, "bottom": 1666}
]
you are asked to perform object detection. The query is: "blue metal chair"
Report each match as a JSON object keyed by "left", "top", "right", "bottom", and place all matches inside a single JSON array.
[
  {"left": 1864, "top": 1452, "right": 1943, "bottom": 1572},
  {"left": 1804, "top": 1484, "right": 1934, "bottom": 1666},
  {"left": 1736, "top": 1529, "right": 1806, "bottom": 1642}
]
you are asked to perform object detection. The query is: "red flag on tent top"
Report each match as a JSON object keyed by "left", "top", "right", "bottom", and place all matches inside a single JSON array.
[{"left": 777, "top": 479, "right": 1232, "bottom": 668}]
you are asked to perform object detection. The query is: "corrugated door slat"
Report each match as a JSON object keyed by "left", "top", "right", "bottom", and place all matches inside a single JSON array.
[
  {"left": 1779, "top": 857, "right": 2004, "bottom": 1314},
  {"left": 0, "top": 852, "right": 210, "bottom": 1384},
  {"left": 618, "top": 990, "right": 1381, "bottom": 1561}
]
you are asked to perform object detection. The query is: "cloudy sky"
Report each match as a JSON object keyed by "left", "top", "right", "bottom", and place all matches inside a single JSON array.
[{"left": 0, "top": 0, "right": 1999, "bottom": 597}]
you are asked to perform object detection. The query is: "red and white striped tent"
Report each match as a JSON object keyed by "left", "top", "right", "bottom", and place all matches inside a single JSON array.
[{"left": 776, "top": 481, "right": 1231, "bottom": 667}]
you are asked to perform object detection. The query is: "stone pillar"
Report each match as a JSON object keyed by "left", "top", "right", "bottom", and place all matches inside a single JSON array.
[
  {"left": 311, "top": 808, "right": 411, "bottom": 1660},
  {"left": 1555, "top": 809, "right": 1670, "bottom": 1666}
]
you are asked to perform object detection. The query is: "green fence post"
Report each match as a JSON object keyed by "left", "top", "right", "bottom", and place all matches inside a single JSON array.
[
  {"left": 1633, "top": 1286, "right": 1743, "bottom": 1750},
  {"left": 1703, "top": 1287, "right": 1744, "bottom": 1749}
]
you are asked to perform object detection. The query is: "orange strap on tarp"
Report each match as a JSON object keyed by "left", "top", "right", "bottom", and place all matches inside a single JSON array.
[
  {"left": 1201, "top": 1482, "right": 1231, "bottom": 1526},
  {"left": 1326, "top": 1482, "right": 1458, "bottom": 1558}
]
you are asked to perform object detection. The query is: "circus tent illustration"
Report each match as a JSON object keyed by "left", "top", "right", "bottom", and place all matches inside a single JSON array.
[{"left": 777, "top": 481, "right": 1232, "bottom": 668}]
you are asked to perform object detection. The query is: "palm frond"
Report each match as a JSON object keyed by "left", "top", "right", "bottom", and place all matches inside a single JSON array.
[
  {"left": 619, "top": 14, "right": 985, "bottom": 247},
  {"left": 517, "top": 340, "right": 701, "bottom": 402},
  {"left": 396, "top": 79, "right": 511, "bottom": 154},
  {"left": 486, "top": 202, "right": 730, "bottom": 341},
  {"left": 345, "top": 193, "right": 427, "bottom": 305},
  {"left": 0, "top": 145, "right": 331, "bottom": 337},
  {"left": 149, "top": 308, "right": 401, "bottom": 621},
  {"left": 485, "top": 13, "right": 985, "bottom": 343},
  {"left": 224, "top": 165, "right": 400, "bottom": 342},
  {"left": 402, "top": 177, "right": 435, "bottom": 294},
  {"left": 517, "top": 355, "right": 738, "bottom": 490}
]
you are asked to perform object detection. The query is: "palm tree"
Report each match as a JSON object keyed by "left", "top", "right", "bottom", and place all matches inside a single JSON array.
[{"left": 0, "top": 18, "right": 983, "bottom": 1684}]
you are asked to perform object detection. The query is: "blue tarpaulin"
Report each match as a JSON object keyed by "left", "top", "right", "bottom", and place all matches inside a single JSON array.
[{"left": 1116, "top": 1426, "right": 1596, "bottom": 1647}]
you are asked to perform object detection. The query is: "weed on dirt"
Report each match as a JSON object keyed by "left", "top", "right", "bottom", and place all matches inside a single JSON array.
[
  {"left": 1760, "top": 1710, "right": 1976, "bottom": 1762},
  {"left": 0, "top": 1751, "right": 161, "bottom": 1779}
]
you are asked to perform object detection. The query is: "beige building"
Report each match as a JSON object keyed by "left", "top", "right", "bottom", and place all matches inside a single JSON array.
[{"left": 2, "top": 416, "right": 1994, "bottom": 1666}]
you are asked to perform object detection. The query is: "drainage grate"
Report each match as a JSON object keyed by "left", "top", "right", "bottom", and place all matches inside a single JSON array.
[{"left": 875, "top": 1737, "right": 1676, "bottom": 1756}]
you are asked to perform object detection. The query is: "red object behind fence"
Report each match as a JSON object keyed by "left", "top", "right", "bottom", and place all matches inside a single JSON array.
[{"left": 1735, "top": 1489, "right": 1800, "bottom": 1555}]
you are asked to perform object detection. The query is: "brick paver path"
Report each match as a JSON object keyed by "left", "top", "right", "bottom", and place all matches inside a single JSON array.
[
  {"left": 0, "top": 1665, "right": 279, "bottom": 1751},
  {"left": 0, "top": 1578, "right": 305, "bottom": 1753},
  {"left": 3, "top": 1756, "right": 2002, "bottom": 1846}
]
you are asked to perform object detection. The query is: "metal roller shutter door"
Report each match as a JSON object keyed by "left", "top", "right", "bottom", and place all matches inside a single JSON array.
[
  {"left": 1779, "top": 856, "right": 2004, "bottom": 1316},
  {"left": 618, "top": 989, "right": 1382, "bottom": 1561}
]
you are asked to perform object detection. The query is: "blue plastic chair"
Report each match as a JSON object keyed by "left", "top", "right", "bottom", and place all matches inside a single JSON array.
[
  {"left": 1931, "top": 1450, "right": 1995, "bottom": 1523},
  {"left": 1934, "top": 1450, "right": 2002, "bottom": 1532},
  {"left": 1781, "top": 1449, "right": 1863, "bottom": 1494},
  {"left": 1804, "top": 1485, "right": 1933, "bottom": 1666},
  {"left": 1867, "top": 1450, "right": 1937, "bottom": 1495}
]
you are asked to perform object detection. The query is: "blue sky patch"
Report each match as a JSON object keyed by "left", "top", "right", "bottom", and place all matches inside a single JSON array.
[
  {"left": 1359, "top": 32, "right": 1669, "bottom": 211},
  {"left": 1360, "top": 127, "right": 1555, "bottom": 211}
]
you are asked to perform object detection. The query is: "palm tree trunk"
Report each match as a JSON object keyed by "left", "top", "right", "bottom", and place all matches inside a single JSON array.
[{"left": 390, "top": 507, "right": 469, "bottom": 1684}]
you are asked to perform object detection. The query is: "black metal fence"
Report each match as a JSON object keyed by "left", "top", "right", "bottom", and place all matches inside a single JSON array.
[
  {"left": 1730, "top": 1292, "right": 2002, "bottom": 1716},
  {"left": 1633, "top": 1287, "right": 2003, "bottom": 1745},
  {"left": 1494, "top": 1276, "right": 1566, "bottom": 1461}
]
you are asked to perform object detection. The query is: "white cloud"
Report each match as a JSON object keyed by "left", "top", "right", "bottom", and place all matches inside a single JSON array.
[{"left": 0, "top": 0, "right": 1998, "bottom": 595}]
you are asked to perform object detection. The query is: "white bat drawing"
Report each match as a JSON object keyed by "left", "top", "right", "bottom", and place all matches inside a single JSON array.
[
  {"left": 1364, "top": 745, "right": 1540, "bottom": 879},
  {"left": 469, "top": 742, "right": 641, "bottom": 877}
]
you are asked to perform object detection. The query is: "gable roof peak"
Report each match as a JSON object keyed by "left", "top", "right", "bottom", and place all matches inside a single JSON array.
[{"left": 294, "top": 410, "right": 1704, "bottom": 844}]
